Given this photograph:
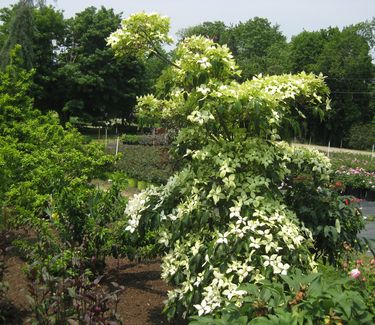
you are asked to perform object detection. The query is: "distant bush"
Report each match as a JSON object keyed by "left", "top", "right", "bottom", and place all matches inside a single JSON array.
[
  {"left": 347, "top": 123, "right": 375, "bottom": 150},
  {"left": 121, "top": 133, "right": 169, "bottom": 145},
  {"left": 121, "top": 134, "right": 144, "bottom": 145},
  {"left": 115, "top": 145, "right": 174, "bottom": 184}
]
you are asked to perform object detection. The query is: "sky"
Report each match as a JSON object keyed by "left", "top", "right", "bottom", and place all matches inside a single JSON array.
[{"left": 1, "top": 0, "right": 374, "bottom": 41}]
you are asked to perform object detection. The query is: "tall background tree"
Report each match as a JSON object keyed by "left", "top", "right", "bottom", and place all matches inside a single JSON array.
[
  {"left": 178, "top": 21, "right": 229, "bottom": 44},
  {"left": 46, "top": 6, "right": 148, "bottom": 124},
  {"left": 289, "top": 27, "right": 373, "bottom": 144},
  {"left": 0, "top": 0, "right": 35, "bottom": 69},
  {"left": 229, "top": 17, "right": 289, "bottom": 79},
  {"left": 0, "top": 4, "right": 153, "bottom": 125}
]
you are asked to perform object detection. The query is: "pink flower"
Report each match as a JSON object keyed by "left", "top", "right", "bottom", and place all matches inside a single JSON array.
[{"left": 350, "top": 268, "right": 361, "bottom": 279}]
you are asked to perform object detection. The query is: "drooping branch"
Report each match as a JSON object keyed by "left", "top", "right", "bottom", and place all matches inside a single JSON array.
[{"left": 214, "top": 105, "right": 232, "bottom": 141}]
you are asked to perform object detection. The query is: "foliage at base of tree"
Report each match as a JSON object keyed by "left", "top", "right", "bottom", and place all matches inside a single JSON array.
[{"left": 189, "top": 267, "right": 374, "bottom": 324}]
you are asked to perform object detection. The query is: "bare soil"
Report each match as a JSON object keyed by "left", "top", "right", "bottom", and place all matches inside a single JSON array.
[{"left": 0, "top": 236, "right": 186, "bottom": 325}]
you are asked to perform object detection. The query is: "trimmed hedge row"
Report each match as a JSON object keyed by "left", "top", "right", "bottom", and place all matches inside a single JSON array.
[{"left": 115, "top": 145, "right": 175, "bottom": 184}]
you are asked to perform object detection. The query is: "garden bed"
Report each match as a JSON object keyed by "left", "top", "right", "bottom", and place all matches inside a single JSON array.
[
  {"left": 0, "top": 230, "right": 177, "bottom": 325},
  {"left": 329, "top": 152, "right": 375, "bottom": 200},
  {"left": 1, "top": 247, "right": 185, "bottom": 325}
]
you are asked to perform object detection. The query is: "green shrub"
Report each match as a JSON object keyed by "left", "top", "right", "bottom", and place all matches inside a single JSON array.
[
  {"left": 285, "top": 181, "right": 365, "bottom": 264},
  {"left": 0, "top": 51, "right": 114, "bottom": 224},
  {"left": 115, "top": 145, "right": 174, "bottom": 184},
  {"left": 189, "top": 268, "right": 374, "bottom": 324},
  {"left": 347, "top": 123, "right": 375, "bottom": 150},
  {"left": 0, "top": 42, "right": 127, "bottom": 325},
  {"left": 14, "top": 182, "right": 128, "bottom": 276},
  {"left": 0, "top": 46, "right": 123, "bottom": 274}
]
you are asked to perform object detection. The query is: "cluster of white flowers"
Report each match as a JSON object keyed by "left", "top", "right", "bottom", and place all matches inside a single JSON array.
[
  {"left": 193, "top": 269, "right": 248, "bottom": 316},
  {"left": 187, "top": 110, "right": 215, "bottom": 125},
  {"left": 197, "top": 57, "right": 211, "bottom": 70},
  {"left": 226, "top": 257, "right": 255, "bottom": 282},
  {"left": 262, "top": 254, "right": 290, "bottom": 275},
  {"left": 124, "top": 191, "right": 150, "bottom": 233},
  {"left": 196, "top": 85, "right": 211, "bottom": 96}
]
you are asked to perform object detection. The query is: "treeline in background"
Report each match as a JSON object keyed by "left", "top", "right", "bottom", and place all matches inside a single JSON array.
[{"left": 0, "top": 0, "right": 374, "bottom": 149}]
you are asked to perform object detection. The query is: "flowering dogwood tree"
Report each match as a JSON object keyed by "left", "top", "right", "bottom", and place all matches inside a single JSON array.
[{"left": 109, "top": 13, "right": 333, "bottom": 319}]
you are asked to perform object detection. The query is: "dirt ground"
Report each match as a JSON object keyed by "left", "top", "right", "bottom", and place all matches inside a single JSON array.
[
  {"left": 1, "top": 236, "right": 186, "bottom": 325},
  {"left": 105, "top": 257, "right": 186, "bottom": 325}
]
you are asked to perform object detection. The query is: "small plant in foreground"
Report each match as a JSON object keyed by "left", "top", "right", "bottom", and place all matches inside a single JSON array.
[
  {"left": 27, "top": 261, "right": 124, "bottom": 325},
  {"left": 340, "top": 241, "right": 375, "bottom": 315}
]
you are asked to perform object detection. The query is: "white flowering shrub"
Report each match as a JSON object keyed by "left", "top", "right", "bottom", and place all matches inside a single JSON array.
[
  {"left": 109, "top": 13, "right": 333, "bottom": 319},
  {"left": 107, "top": 12, "right": 173, "bottom": 60}
]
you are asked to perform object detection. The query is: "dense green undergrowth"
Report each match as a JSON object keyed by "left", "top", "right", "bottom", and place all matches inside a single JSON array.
[{"left": 0, "top": 47, "right": 129, "bottom": 324}]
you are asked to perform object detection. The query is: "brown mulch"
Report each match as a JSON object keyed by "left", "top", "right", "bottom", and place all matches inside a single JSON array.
[
  {"left": 104, "top": 257, "right": 186, "bottom": 325},
  {"left": 0, "top": 236, "right": 187, "bottom": 325},
  {"left": 1, "top": 232, "right": 31, "bottom": 324}
]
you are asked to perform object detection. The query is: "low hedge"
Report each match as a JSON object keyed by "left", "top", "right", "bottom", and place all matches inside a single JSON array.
[
  {"left": 347, "top": 123, "right": 375, "bottom": 151},
  {"left": 115, "top": 145, "right": 174, "bottom": 184},
  {"left": 121, "top": 134, "right": 168, "bottom": 146}
]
